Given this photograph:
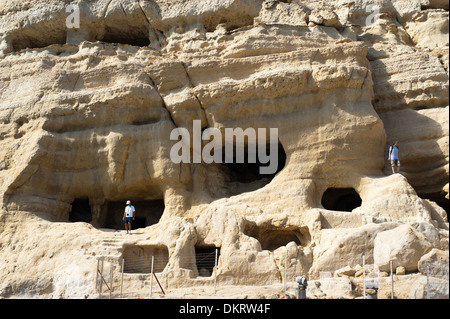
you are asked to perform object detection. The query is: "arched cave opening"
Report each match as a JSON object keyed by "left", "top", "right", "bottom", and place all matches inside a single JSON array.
[
  {"left": 223, "top": 142, "right": 286, "bottom": 184},
  {"left": 69, "top": 198, "right": 92, "bottom": 223},
  {"left": 195, "top": 245, "right": 220, "bottom": 277},
  {"left": 122, "top": 245, "right": 169, "bottom": 274},
  {"left": 100, "top": 199, "right": 165, "bottom": 230},
  {"left": 244, "top": 227, "right": 311, "bottom": 252},
  {"left": 321, "top": 188, "right": 362, "bottom": 212}
]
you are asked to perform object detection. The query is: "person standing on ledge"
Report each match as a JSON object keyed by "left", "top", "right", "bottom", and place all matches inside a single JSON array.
[
  {"left": 388, "top": 141, "right": 400, "bottom": 174},
  {"left": 123, "top": 200, "right": 135, "bottom": 234}
]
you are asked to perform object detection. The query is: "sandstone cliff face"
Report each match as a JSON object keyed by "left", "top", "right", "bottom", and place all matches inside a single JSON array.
[{"left": 0, "top": 0, "right": 448, "bottom": 298}]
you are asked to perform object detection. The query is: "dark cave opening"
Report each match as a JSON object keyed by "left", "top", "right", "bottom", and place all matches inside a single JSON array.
[
  {"left": 321, "top": 188, "right": 362, "bottom": 212},
  {"left": 101, "top": 199, "right": 165, "bottom": 230},
  {"left": 195, "top": 245, "right": 220, "bottom": 277},
  {"left": 100, "top": 24, "right": 150, "bottom": 47},
  {"left": 101, "top": 32, "right": 150, "bottom": 47},
  {"left": 9, "top": 23, "right": 151, "bottom": 52},
  {"left": 11, "top": 30, "right": 67, "bottom": 52},
  {"left": 257, "top": 230, "right": 305, "bottom": 251},
  {"left": 245, "top": 227, "right": 311, "bottom": 252},
  {"left": 223, "top": 142, "right": 287, "bottom": 183},
  {"left": 420, "top": 192, "right": 449, "bottom": 219},
  {"left": 69, "top": 198, "right": 92, "bottom": 223}
]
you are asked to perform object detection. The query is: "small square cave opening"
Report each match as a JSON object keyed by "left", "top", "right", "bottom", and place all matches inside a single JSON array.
[
  {"left": 122, "top": 245, "right": 169, "bottom": 274},
  {"left": 195, "top": 245, "right": 220, "bottom": 277},
  {"left": 69, "top": 198, "right": 92, "bottom": 223}
]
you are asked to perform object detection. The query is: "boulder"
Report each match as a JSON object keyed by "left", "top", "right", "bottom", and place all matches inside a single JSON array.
[
  {"left": 417, "top": 248, "right": 449, "bottom": 278},
  {"left": 373, "top": 224, "right": 434, "bottom": 272}
]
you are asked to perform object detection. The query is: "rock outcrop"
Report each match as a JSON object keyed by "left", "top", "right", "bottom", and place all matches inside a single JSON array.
[{"left": 0, "top": 0, "right": 448, "bottom": 298}]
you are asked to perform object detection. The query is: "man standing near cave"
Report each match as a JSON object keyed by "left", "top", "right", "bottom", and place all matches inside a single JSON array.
[
  {"left": 123, "top": 200, "right": 135, "bottom": 234},
  {"left": 388, "top": 141, "right": 401, "bottom": 174}
]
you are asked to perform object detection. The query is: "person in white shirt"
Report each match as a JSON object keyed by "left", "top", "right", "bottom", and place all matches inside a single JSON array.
[{"left": 122, "top": 200, "right": 135, "bottom": 234}]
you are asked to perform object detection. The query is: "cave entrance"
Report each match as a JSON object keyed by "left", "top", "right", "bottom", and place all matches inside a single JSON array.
[
  {"left": 101, "top": 199, "right": 165, "bottom": 230},
  {"left": 122, "top": 245, "right": 169, "bottom": 273},
  {"left": 132, "top": 217, "right": 147, "bottom": 230},
  {"left": 69, "top": 198, "right": 92, "bottom": 223},
  {"left": 195, "top": 246, "right": 220, "bottom": 277},
  {"left": 321, "top": 188, "right": 362, "bottom": 212},
  {"left": 224, "top": 142, "right": 286, "bottom": 183},
  {"left": 258, "top": 230, "right": 302, "bottom": 251},
  {"left": 101, "top": 30, "right": 150, "bottom": 46},
  {"left": 100, "top": 19, "right": 150, "bottom": 47},
  {"left": 420, "top": 192, "right": 449, "bottom": 218},
  {"left": 11, "top": 30, "right": 67, "bottom": 52},
  {"left": 245, "top": 227, "right": 311, "bottom": 251}
]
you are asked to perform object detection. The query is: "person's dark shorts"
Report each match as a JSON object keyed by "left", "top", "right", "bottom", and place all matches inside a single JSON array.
[
  {"left": 124, "top": 217, "right": 133, "bottom": 224},
  {"left": 391, "top": 159, "right": 400, "bottom": 166}
]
